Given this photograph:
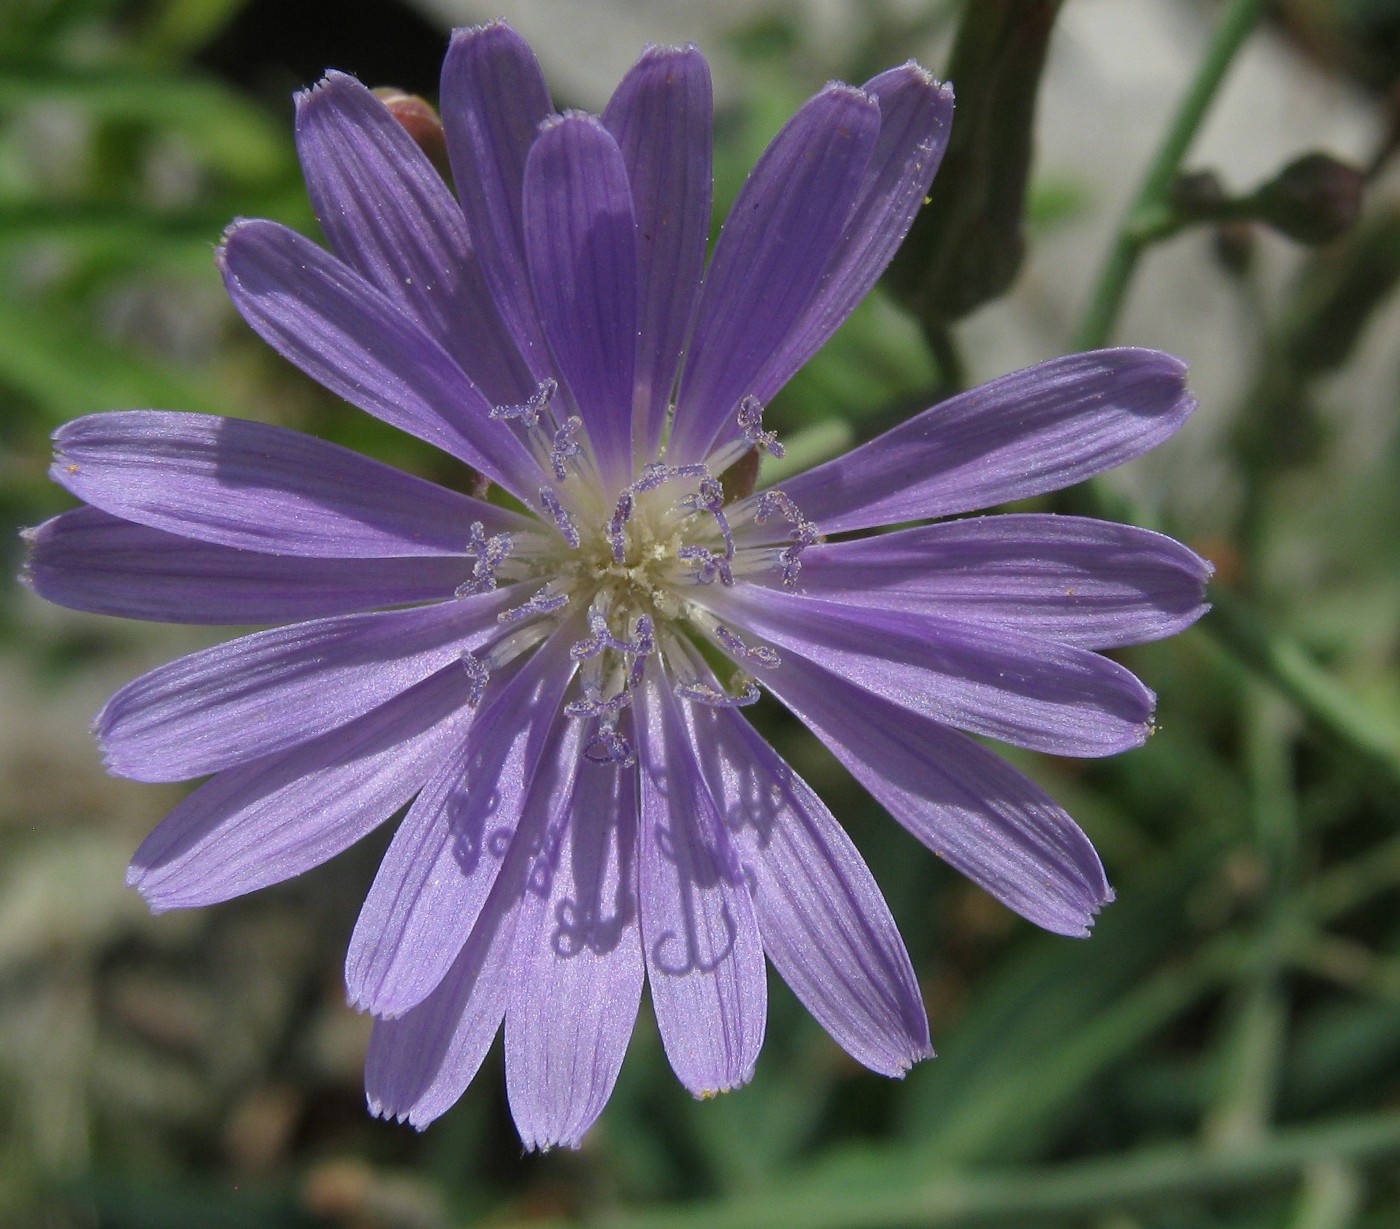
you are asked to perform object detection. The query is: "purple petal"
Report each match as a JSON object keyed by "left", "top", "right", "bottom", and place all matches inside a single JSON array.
[
  {"left": 764, "top": 655, "right": 1112, "bottom": 936},
  {"left": 636, "top": 673, "right": 766, "bottom": 1095},
  {"left": 686, "top": 702, "right": 931, "bottom": 1076},
  {"left": 22, "top": 508, "right": 469, "bottom": 624},
  {"left": 440, "top": 21, "right": 556, "bottom": 381},
  {"left": 712, "top": 585, "right": 1155, "bottom": 758},
  {"left": 505, "top": 758, "right": 643, "bottom": 1150},
  {"left": 779, "top": 514, "right": 1213, "bottom": 649},
  {"left": 218, "top": 218, "right": 536, "bottom": 494},
  {"left": 366, "top": 884, "right": 520, "bottom": 1129},
  {"left": 774, "top": 350, "right": 1197, "bottom": 534},
  {"left": 51, "top": 411, "right": 527, "bottom": 557},
  {"left": 602, "top": 45, "right": 713, "bottom": 461},
  {"left": 99, "top": 591, "right": 514, "bottom": 782},
  {"left": 751, "top": 63, "right": 954, "bottom": 406},
  {"left": 668, "top": 83, "right": 881, "bottom": 464},
  {"left": 128, "top": 665, "right": 476, "bottom": 912},
  {"left": 346, "top": 635, "right": 578, "bottom": 1017},
  {"left": 524, "top": 113, "right": 637, "bottom": 486},
  {"left": 295, "top": 71, "right": 536, "bottom": 407}
]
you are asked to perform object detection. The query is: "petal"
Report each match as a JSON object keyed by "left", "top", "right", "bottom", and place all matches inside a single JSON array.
[
  {"left": 128, "top": 664, "right": 476, "bottom": 912},
  {"left": 602, "top": 45, "right": 713, "bottom": 461},
  {"left": 711, "top": 584, "right": 1155, "bottom": 758},
  {"left": 440, "top": 20, "right": 556, "bottom": 380},
  {"left": 346, "top": 632, "right": 578, "bottom": 1017},
  {"left": 750, "top": 63, "right": 954, "bottom": 405},
  {"left": 51, "top": 410, "right": 527, "bottom": 556},
  {"left": 779, "top": 514, "right": 1213, "bottom": 649},
  {"left": 636, "top": 672, "right": 766, "bottom": 1096},
  {"left": 99, "top": 590, "right": 514, "bottom": 782},
  {"left": 524, "top": 113, "right": 637, "bottom": 486},
  {"left": 505, "top": 757, "right": 643, "bottom": 1150},
  {"left": 219, "top": 218, "right": 536, "bottom": 494},
  {"left": 774, "top": 349, "right": 1197, "bottom": 534},
  {"left": 365, "top": 884, "right": 520, "bottom": 1129},
  {"left": 22, "top": 508, "right": 468, "bottom": 624},
  {"left": 295, "top": 71, "right": 536, "bottom": 406},
  {"left": 668, "top": 83, "right": 881, "bottom": 464},
  {"left": 687, "top": 702, "right": 931, "bottom": 1076},
  {"left": 764, "top": 655, "right": 1112, "bottom": 936}
]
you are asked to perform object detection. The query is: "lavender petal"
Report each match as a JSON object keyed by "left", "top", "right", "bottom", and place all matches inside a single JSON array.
[
  {"left": 668, "top": 84, "right": 880, "bottom": 464},
  {"left": 366, "top": 885, "right": 520, "bottom": 1129},
  {"left": 750, "top": 63, "right": 954, "bottom": 407},
  {"left": 128, "top": 665, "right": 476, "bottom": 912},
  {"left": 773, "top": 349, "right": 1197, "bottom": 534},
  {"left": 765, "top": 656, "right": 1113, "bottom": 936},
  {"left": 295, "top": 71, "right": 535, "bottom": 406},
  {"left": 99, "top": 591, "right": 514, "bottom": 782},
  {"left": 713, "top": 585, "right": 1155, "bottom": 758},
  {"left": 778, "top": 513, "right": 1213, "bottom": 649},
  {"left": 505, "top": 757, "right": 643, "bottom": 1150},
  {"left": 22, "top": 508, "right": 470, "bottom": 624},
  {"left": 524, "top": 113, "right": 638, "bottom": 486},
  {"left": 440, "top": 21, "right": 556, "bottom": 381},
  {"left": 636, "top": 673, "right": 766, "bottom": 1096},
  {"left": 602, "top": 44, "right": 713, "bottom": 461},
  {"left": 687, "top": 702, "right": 932, "bottom": 1076},
  {"left": 219, "top": 218, "right": 536, "bottom": 495},
  {"left": 51, "top": 410, "right": 527, "bottom": 556},
  {"left": 346, "top": 634, "right": 579, "bottom": 1017}
]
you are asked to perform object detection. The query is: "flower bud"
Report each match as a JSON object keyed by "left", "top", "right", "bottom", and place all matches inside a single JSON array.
[
  {"left": 1254, "top": 152, "right": 1364, "bottom": 246},
  {"left": 372, "top": 88, "right": 450, "bottom": 181}
]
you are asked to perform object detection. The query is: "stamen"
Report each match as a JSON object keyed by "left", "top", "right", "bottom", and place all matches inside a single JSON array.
[
  {"left": 498, "top": 585, "right": 570, "bottom": 624},
  {"left": 715, "top": 624, "right": 780, "bottom": 669},
  {"left": 677, "top": 545, "right": 733, "bottom": 586},
  {"left": 584, "top": 725, "right": 635, "bottom": 767},
  {"left": 736, "top": 395, "right": 785, "bottom": 458},
  {"left": 460, "top": 650, "right": 490, "bottom": 705},
  {"left": 455, "top": 521, "right": 513, "bottom": 597},
  {"left": 675, "top": 674, "right": 761, "bottom": 707},
  {"left": 606, "top": 491, "right": 633, "bottom": 563},
  {"left": 550, "top": 415, "right": 583, "bottom": 482},
  {"left": 634, "top": 461, "right": 710, "bottom": 493},
  {"left": 571, "top": 605, "right": 648, "bottom": 662},
  {"left": 754, "top": 489, "right": 819, "bottom": 588},
  {"left": 538, "top": 486, "right": 580, "bottom": 548},
  {"left": 490, "top": 377, "right": 557, "bottom": 428}
]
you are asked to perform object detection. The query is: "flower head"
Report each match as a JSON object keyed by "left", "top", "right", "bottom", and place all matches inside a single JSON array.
[{"left": 24, "top": 21, "right": 1210, "bottom": 1148}]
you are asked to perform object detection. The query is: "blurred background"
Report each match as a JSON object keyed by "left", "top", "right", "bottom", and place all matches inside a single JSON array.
[{"left": 3, "top": 0, "right": 1400, "bottom": 1225}]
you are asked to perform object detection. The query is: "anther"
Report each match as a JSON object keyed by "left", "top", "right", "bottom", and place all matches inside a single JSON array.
[
  {"left": 550, "top": 415, "right": 583, "bottom": 481},
  {"left": 460, "top": 650, "right": 490, "bottom": 705},
  {"left": 736, "top": 395, "right": 785, "bottom": 458},
  {"left": 455, "top": 521, "right": 512, "bottom": 597},
  {"left": 675, "top": 675, "right": 761, "bottom": 707},
  {"left": 715, "top": 624, "right": 780, "bottom": 669},
  {"left": 538, "top": 486, "right": 580, "bottom": 547},
  {"left": 606, "top": 491, "right": 634, "bottom": 563},
  {"left": 498, "top": 585, "right": 570, "bottom": 624},
  {"left": 677, "top": 545, "right": 733, "bottom": 586},
  {"left": 754, "top": 489, "right": 819, "bottom": 588},
  {"left": 490, "top": 378, "right": 557, "bottom": 428}
]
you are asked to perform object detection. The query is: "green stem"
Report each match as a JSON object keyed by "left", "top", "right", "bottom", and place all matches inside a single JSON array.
[
  {"left": 1075, "top": 0, "right": 1272, "bottom": 350},
  {"left": 1206, "top": 589, "right": 1400, "bottom": 793},
  {"left": 543, "top": 1112, "right": 1400, "bottom": 1229}
]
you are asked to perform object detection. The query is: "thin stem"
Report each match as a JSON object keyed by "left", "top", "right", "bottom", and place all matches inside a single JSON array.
[{"left": 1075, "top": 0, "right": 1272, "bottom": 350}]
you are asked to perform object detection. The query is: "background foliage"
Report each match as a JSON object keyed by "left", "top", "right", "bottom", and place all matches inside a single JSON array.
[{"left": 2, "top": 1, "right": 1400, "bottom": 1226}]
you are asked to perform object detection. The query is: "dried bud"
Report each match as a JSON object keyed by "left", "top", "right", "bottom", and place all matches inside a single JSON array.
[
  {"left": 372, "top": 87, "right": 450, "bottom": 181},
  {"left": 1211, "top": 220, "right": 1256, "bottom": 278},
  {"left": 1254, "top": 152, "right": 1364, "bottom": 246}
]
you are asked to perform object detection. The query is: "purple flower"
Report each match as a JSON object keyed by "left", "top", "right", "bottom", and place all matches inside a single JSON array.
[{"left": 24, "top": 22, "right": 1210, "bottom": 1148}]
